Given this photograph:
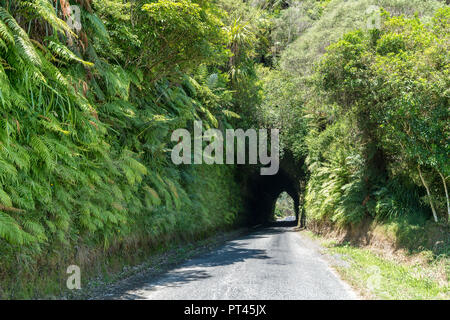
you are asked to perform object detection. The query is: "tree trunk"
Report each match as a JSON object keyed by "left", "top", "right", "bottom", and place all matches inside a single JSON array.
[
  {"left": 418, "top": 165, "right": 438, "bottom": 222},
  {"left": 437, "top": 170, "right": 449, "bottom": 222}
]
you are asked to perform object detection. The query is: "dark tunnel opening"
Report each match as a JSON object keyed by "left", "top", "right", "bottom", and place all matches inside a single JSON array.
[{"left": 241, "top": 153, "right": 306, "bottom": 227}]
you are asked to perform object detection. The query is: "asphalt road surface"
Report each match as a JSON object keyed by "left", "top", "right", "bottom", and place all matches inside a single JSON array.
[{"left": 114, "top": 220, "right": 358, "bottom": 300}]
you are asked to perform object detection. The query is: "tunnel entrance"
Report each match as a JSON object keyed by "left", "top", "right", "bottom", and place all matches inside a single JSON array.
[{"left": 241, "top": 152, "right": 306, "bottom": 227}]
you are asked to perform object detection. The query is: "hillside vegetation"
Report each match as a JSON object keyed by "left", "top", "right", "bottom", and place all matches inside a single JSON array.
[
  {"left": 258, "top": 1, "right": 449, "bottom": 228},
  {"left": 0, "top": 0, "right": 448, "bottom": 298},
  {"left": 0, "top": 0, "right": 257, "bottom": 297}
]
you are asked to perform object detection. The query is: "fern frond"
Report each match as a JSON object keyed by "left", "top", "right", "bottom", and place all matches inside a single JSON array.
[
  {"left": 0, "top": 19, "right": 13, "bottom": 45},
  {"left": 0, "top": 8, "right": 41, "bottom": 66},
  {"left": 222, "top": 109, "right": 241, "bottom": 119},
  {"left": 20, "top": 0, "right": 76, "bottom": 37},
  {"left": 85, "top": 12, "right": 109, "bottom": 41},
  {"left": 0, "top": 186, "right": 12, "bottom": 207},
  {"left": 22, "top": 220, "right": 47, "bottom": 242},
  {"left": 48, "top": 40, "right": 93, "bottom": 66},
  {"left": 0, "top": 212, "right": 32, "bottom": 245},
  {"left": 30, "top": 135, "right": 54, "bottom": 169}
]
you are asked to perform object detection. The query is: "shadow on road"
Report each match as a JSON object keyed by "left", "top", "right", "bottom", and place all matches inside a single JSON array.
[
  {"left": 266, "top": 220, "right": 298, "bottom": 228},
  {"left": 117, "top": 269, "right": 212, "bottom": 299},
  {"left": 106, "top": 221, "right": 296, "bottom": 299}
]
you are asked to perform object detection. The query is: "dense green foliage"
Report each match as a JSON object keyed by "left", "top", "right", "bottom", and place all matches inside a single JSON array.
[
  {"left": 0, "top": 0, "right": 260, "bottom": 296},
  {"left": 0, "top": 0, "right": 448, "bottom": 298},
  {"left": 307, "top": 8, "right": 449, "bottom": 224},
  {"left": 258, "top": 0, "right": 449, "bottom": 226}
]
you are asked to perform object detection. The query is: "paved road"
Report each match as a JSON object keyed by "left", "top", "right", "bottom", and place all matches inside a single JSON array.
[{"left": 115, "top": 221, "right": 357, "bottom": 300}]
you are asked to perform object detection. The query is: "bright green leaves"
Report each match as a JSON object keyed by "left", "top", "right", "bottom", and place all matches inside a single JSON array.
[
  {"left": 309, "top": 8, "right": 450, "bottom": 223},
  {"left": 432, "top": 7, "right": 450, "bottom": 37},
  {"left": 0, "top": 7, "right": 41, "bottom": 67},
  {"left": 372, "top": 12, "right": 449, "bottom": 179},
  {"left": 141, "top": 0, "right": 228, "bottom": 79},
  {"left": 0, "top": 212, "right": 32, "bottom": 246},
  {"left": 319, "top": 30, "right": 369, "bottom": 109},
  {"left": 0, "top": 18, "right": 14, "bottom": 46},
  {"left": 120, "top": 150, "right": 147, "bottom": 186},
  {"left": 0, "top": 0, "right": 245, "bottom": 276},
  {"left": 147, "top": 173, "right": 179, "bottom": 211},
  {"left": 30, "top": 136, "right": 54, "bottom": 170},
  {"left": 47, "top": 41, "right": 93, "bottom": 67},
  {"left": 143, "top": 185, "right": 161, "bottom": 206},
  {"left": 20, "top": 0, "right": 76, "bottom": 37},
  {"left": 0, "top": 186, "right": 12, "bottom": 207},
  {"left": 376, "top": 32, "right": 406, "bottom": 55},
  {"left": 0, "top": 4, "right": 109, "bottom": 250}
]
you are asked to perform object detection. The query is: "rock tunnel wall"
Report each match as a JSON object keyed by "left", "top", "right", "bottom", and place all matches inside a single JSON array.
[{"left": 239, "top": 152, "right": 306, "bottom": 226}]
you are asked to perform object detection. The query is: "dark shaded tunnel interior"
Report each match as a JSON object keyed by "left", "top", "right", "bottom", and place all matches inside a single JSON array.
[{"left": 242, "top": 154, "right": 306, "bottom": 227}]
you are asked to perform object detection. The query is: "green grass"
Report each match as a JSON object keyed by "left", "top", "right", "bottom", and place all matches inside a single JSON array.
[{"left": 323, "top": 241, "right": 449, "bottom": 300}]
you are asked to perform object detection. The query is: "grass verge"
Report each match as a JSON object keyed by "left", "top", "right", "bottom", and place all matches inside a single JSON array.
[{"left": 303, "top": 230, "right": 449, "bottom": 300}]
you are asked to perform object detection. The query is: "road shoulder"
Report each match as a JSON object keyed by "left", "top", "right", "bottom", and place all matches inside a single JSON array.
[
  {"left": 300, "top": 230, "right": 449, "bottom": 300},
  {"left": 64, "top": 228, "right": 249, "bottom": 300},
  {"left": 294, "top": 229, "right": 362, "bottom": 300}
]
